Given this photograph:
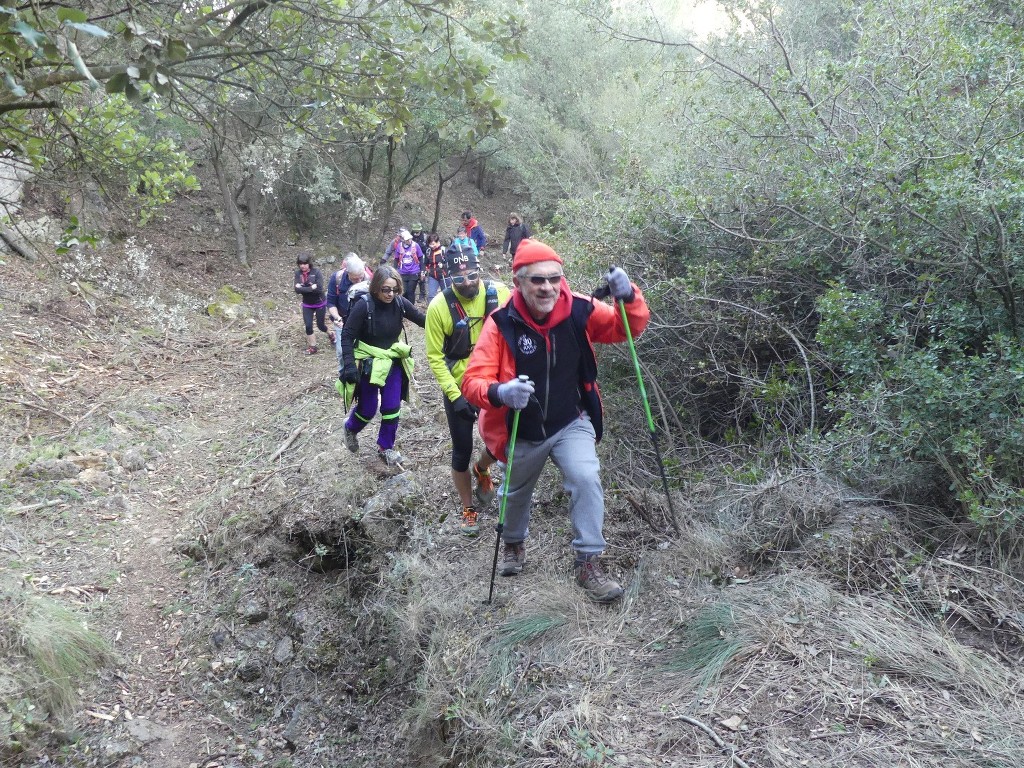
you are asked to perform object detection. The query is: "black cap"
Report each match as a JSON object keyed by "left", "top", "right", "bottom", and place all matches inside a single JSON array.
[{"left": 444, "top": 243, "right": 480, "bottom": 272}]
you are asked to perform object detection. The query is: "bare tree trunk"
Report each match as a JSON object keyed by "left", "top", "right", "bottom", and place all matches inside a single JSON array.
[
  {"left": 431, "top": 161, "right": 446, "bottom": 234},
  {"left": 361, "top": 141, "right": 375, "bottom": 188},
  {"left": 211, "top": 136, "right": 249, "bottom": 267},
  {"left": 245, "top": 175, "right": 260, "bottom": 256},
  {"left": 475, "top": 156, "right": 486, "bottom": 192},
  {"left": 380, "top": 135, "right": 397, "bottom": 237}
]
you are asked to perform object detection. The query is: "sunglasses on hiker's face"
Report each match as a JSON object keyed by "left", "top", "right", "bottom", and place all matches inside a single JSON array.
[
  {"left": 524, "top": 273, "right": 563, "bottom": 286},
  {"left": 450, "top": 271, "right": 479, "bottom": 285},
  {"left": 379, "top": 286, "right": 396, "bottom": 295}
]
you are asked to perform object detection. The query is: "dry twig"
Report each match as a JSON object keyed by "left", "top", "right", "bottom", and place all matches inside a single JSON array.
[
  {"left": 673, "top": 714, "right": 751, "bottom": 768},
  {"left": 269, "top": 422, "right": 308, "bottom": 462}
]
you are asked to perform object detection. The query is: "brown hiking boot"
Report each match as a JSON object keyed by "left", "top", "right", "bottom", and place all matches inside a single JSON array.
[
  {"left": 575, "top": 557, "right": 623, "bottom": 603},
  {"left": 498, "top": 542, "right": 526, "bottom": 576},
  {"left": 460, "top": 506, "right": 479, "bottom": 536}
]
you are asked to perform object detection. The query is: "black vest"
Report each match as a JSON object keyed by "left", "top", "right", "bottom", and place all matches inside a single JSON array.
[{"left": 492, "top": 296, "right": 603, "bottom": 443}]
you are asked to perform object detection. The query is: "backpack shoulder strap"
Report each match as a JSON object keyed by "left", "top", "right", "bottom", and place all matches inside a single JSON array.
[
  {"left": 482, "top": 280, "right": 499, "bottom": 317},
  {"left": 442, "top": 286, "right": 464, "bottom": 328}
]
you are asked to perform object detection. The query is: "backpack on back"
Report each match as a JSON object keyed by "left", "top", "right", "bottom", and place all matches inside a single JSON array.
[{"left": 441, "top": 281, "right": 499, "bottom": 364}]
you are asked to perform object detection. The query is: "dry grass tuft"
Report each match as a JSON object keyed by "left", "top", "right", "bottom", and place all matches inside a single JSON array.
[{"left": 0, "top": 579, "right": 112, "bottom": 748}]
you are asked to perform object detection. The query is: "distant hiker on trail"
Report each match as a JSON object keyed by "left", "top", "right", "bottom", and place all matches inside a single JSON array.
[
  {"left": 502, "top": 212, "right": 530, "bottom": 263},
  {"left": 460, "top": 211, "right": 487, "bottom": 253},
  {"left": 339, "top": 266, "right": 426, "bottom": 467},
  {"left": 410, "top": 223, "right": 428, "bottom": 252},
  {"left": 462, "top": 239, "right": 650, "bottom": 603},
  {"left": 422, "top": 232, "right": 447, "bottom": 301},
  {"left": 389, "top": 228, "right": 424, "bottom": 303},
  {"left": 294, "top": 251, "right": 331, "bottom": 355},
  {"left": 451, "top": 226, "right": 479, "bottom": 259},
  {"left": 425, "top": 245, "right": 511, "bottom": 535},
  {"left": 327, "top": 254, "right": 372, "bottom": 325},
  {"left": 383, "top": 229, "right": 402, "bottom": 263},
  {"left": 327, "top": 254, "right": 371, "bottom": 372},
  {"left": 411, "top": 224, "right": 429, "bottom": 302}
]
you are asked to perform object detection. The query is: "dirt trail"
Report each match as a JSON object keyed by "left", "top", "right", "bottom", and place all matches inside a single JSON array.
[{"left": 3, "top": 181, "right": 576, "bottom": 767}]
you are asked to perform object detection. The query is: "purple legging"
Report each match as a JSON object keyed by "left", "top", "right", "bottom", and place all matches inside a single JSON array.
[{"left": 344, "top": 363, "right": 404, "bottom": 450}]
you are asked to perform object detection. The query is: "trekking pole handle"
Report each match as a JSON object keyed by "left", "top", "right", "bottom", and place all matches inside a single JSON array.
[{"left": 518, "top": 374, "right": 530, "bottom": 383}]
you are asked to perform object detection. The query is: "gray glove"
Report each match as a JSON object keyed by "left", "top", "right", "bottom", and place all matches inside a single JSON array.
[
  {"left": 606, "top": 267, "right": 634, "bottom": 301},
  {"left": 496, "top": 377, "right": 535, "bottom": 410}
]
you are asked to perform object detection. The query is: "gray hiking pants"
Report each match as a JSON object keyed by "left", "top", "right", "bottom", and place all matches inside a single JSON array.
[{"left": 499, "top": 416, "right": 606, "bottom": 558}]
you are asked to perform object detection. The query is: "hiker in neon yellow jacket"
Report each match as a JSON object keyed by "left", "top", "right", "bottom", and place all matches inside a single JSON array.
[
  {"left": 339, "top": 266, "right": 425, "bottom": 466},
  {"left": 425, "top": 246, "right": 511, "bottom": 535}
]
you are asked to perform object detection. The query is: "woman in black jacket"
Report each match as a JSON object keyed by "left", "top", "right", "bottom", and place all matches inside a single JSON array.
[
  {"left": 339, "top": 266, "right": 426, "bottom": 466},
  {"left": 501, "top": 212, "right": 531, "bottom": 263},
  {"left": 294, "top": 251, "right": 331, "bottom": 354}
]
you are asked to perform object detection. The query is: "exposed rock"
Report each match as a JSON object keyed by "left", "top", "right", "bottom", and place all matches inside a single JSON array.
[
  {"left": 100, "top": 737, "right": 138, "bottom": 761},
  {"left": 125, "top": 717, "right": 173, "bottom": 745},
  {"left": 236, "top": 657, "right": 263, "bottom": 682},
  {"left": 273, "top": 635, "right": 295, "bottom": 664},
  {"left": 119, "top": 448, "right": 147, "bottom": 472},
  {"left": 76, "top": 468, "right": 112, "bottom": 490},
  {"left": 359, "top": 472, "right": 423, "bottom": 552},
  {"left": 207, "top": 285, "right": 246, "bottom": 319},
  {"left": 21, "top": 458, "right": 80, "bottom": 480},
  {"left": 240, "top": 598, "right": 269, "bottom": 624},
  {"left": 69, "top": 451, "right": 112, "bottom": 471}
]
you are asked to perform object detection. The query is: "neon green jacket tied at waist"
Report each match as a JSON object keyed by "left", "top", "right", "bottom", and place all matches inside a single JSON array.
[
  {"left": 337, "top": 341, "right": 415, "bottom": 408},
  {"left": 357, "top": 340, "right": 415, "bottom": 389}
]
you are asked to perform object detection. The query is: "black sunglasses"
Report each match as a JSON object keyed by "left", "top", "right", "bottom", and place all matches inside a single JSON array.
[
  {"left": 379, "top": 286, "right": 396, "bottom": 294},
  {"left": 525, "top": 273, "right": 563, "bottom": 286},
  {"left": 450, "top": 271, "right": 480, "bottom": 285}
]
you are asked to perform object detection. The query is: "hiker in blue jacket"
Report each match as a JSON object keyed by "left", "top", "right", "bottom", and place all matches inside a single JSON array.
[{"left": 460, "top": 211, "right": 487, "bottom": 253}]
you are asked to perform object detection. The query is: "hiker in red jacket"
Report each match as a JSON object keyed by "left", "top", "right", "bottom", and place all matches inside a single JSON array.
[
  {"left": 459, "top": 211, "right": 487, "bottom": 253},
  {"left": 461, "top": 239, "right": 650, "bottom": 603}
]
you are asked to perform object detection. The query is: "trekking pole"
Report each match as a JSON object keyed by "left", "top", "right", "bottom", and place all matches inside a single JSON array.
[
  {"left": 594, "top": 273, "right": 680, "bottom": 535},
  {"left": 487, "top": 378, "right": 526, "bottom": 604}
]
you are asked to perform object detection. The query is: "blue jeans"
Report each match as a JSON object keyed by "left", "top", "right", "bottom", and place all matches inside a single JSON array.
[
  {"left": 333, "top": 320, "right": 344, "bottom": 376},
  {"left": 499, "top": 416, "right": 606, "bottom": 557},
  {"left": 427, "top": 276, "right": 444, "bottom": 301}
]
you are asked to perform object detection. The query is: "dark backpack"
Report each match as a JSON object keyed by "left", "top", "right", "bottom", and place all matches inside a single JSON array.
[{"left": 441, "top": 281, "right": 499, "bottom": 364}]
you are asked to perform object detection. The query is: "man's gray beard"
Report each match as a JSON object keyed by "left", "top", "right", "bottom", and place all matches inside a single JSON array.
[{"left": 455, "top": 284, "right": 480, "bottom": 300}]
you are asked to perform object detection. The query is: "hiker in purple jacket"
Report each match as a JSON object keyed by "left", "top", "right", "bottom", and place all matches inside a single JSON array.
[{"left": 391, "top": 228, "right": 424, "bottom": 301}]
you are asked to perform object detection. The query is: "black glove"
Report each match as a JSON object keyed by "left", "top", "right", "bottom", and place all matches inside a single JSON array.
[
  {"left": 341, "top": 363, "right": 359, "bottom": 384},
  {"left": 453, "top": 396, "right": 479, "bottom": 422}
]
